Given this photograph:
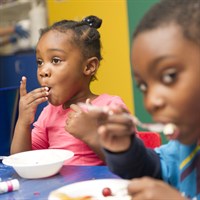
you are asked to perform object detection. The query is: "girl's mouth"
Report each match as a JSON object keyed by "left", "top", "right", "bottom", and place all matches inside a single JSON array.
[
  {"left": 47, "top": 87, "right": 52, "bottom": 96},
  {"left": 44, "top": 86, "right": 51, "bottom": 92}
]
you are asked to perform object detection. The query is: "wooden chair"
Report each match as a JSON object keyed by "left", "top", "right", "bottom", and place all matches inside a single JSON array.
[
  {"left": 137, "top": 131, "right": 161, "bottom": 148},
  {"left": 0, "top": 86, "right": 19, "bottom": 156}
]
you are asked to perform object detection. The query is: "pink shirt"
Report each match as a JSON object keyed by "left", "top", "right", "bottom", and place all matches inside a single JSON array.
[{"left": 32, "top": 94, "right": 128, "bottom": 165}]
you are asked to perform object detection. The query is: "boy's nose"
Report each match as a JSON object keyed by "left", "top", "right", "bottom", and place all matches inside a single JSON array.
[{"left": 145, "top": 93, "right": 165, "bottom": 114}]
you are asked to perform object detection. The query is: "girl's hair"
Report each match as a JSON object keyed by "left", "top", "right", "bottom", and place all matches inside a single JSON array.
[
  {"left": 40, "top": 15, "right": 102, "bottom": 81},
  {"left": 40, "top": 15, "right": 102, "bottom": 60},
  {"left": 133, "top": 0, "right": 200, "bottom": 45}
]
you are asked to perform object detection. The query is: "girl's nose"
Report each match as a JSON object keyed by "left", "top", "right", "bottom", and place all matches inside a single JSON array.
[{"left": 39, "top": 67, "right": 51, "bottom": 78}]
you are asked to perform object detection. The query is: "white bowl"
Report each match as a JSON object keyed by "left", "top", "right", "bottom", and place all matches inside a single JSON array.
[{"left": 2, "top": 149, "right": 74, "bottom": 179}]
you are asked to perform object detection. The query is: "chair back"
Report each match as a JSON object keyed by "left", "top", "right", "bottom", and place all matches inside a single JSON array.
[
  {"left": 137, "top": 131, "right": 161, "bottom": 148},
  {"left": 0, "top": 86, "right": 19, "bottom": 156}
]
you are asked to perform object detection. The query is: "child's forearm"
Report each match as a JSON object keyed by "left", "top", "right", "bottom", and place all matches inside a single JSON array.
[
  {"left": 85, "top": 136, "right": 105, "bottom": 162},
  {"left": 10, "top": 119, "right": 32, "bottom": 154},
  {"left": 0, "top": 26, "right": 15, "bottom": 36}
]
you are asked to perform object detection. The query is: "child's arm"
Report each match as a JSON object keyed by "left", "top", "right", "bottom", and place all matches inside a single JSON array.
[
  {"left": 103, "top": 135, "right": 161, "bottom": 179},
  {"left": 95, "top": 107, "right": 162, "bottom": 179},
  {"left": 10, "top": 76, "right": 49, "bottom": 154},
  {"left": 65, "top": 103, "right": 107, "bottom": 161},
  {"left": 11, "top": 118, "right": 32, "bottom": 154},
  {"left": 0, "top": 26, "right": 15, "bottom": 36}
]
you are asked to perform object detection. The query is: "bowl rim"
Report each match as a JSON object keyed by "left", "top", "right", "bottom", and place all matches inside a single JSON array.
[{"left": 2, "top": 149, "right": 74, "bottom": 167}]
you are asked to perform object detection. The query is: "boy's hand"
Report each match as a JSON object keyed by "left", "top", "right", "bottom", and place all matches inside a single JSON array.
[
  {"left": 127, "top": 177, "right": 186, "bottom": 200},
  {"left": 98, "top": 107, "right": 135, "bottom": 152}
]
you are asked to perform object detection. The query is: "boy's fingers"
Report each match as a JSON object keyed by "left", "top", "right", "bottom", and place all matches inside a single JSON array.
[
  {"left": 128, "top": 177, "right": 154, "bottom": 194},
  {"left": 20, "top": 76, "right": 27, "bottom": 96}
]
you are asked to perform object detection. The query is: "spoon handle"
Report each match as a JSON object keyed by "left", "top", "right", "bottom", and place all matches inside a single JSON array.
[{"left": 78, "top": 103, "right": 165, "bottom": 133}]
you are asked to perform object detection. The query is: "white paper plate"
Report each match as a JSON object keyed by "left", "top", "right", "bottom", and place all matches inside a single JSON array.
[{"left": 48, "top": 179, "right": 131, "bottom": 200}]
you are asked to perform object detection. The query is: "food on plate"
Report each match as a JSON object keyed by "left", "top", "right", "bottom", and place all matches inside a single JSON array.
[
  {"left": 102, "top": 187, "right": 112, "bottom": 197},
  {"left": 49, "top": 192, "right": 92, "bottom": 200},
  {"left": 49, "top": 191, "right": 131, "bottom": 200},
  {"left": 163, "top": 123, "right": 177, "bottom": 135},
  {"left": 48, "top": 179, "right": 132, "bottom": 200}
]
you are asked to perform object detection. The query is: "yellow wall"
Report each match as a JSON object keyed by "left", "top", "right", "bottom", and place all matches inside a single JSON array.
[{"left": 46, "top": 0, "right": 134, "bottom": 113}]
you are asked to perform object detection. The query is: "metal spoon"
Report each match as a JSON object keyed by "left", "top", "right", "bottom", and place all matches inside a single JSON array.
[{"left": 78, "top": 103, "right": 166, "bottom": 133}]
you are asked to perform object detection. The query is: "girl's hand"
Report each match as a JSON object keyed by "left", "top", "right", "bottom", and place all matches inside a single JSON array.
[
  {"left": 128, "top": 177, "right": 186, "bottom": 200},
  {"left": 18, "top": 76, "right": 49, "bottom": 125},
  {"left": 98, "top": 107, "right": 135, "bottom": 153},
  {"left": 65, "top": 103, "right": 107, "bottom": 143},
  {"left": 65, "top": 102, "right": 109, "bottom": 161}
]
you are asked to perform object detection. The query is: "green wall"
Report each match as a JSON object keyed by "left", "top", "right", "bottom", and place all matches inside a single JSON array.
[{"left": 127, "top": 0, "right": 167, "bottom": 143}]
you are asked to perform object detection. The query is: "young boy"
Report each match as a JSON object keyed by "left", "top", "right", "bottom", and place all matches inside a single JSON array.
[{"left": 97, "top": 0, "right": 200, "bottom": 199}]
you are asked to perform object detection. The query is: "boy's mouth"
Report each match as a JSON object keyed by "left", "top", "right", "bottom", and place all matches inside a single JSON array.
[{"left": 163, "top": 123, "right": 180, "bottom": 140}]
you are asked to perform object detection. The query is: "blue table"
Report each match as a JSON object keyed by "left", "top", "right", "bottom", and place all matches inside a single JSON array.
[{"left": 0, "top": 163, "right": 119, "bottom": 199}]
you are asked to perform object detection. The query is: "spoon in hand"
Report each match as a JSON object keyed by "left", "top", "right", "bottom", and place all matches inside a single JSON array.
[{"left": 78, "top": 103, "right": 177, "bottom": 135}]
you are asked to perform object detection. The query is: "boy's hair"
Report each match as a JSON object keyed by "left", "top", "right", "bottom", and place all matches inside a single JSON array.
[
  {"left": 40, "top": 15, "right": 102, "bottom": 81},
  {"left": 133, "top": 0, "right": 200, "bottom": 45}
]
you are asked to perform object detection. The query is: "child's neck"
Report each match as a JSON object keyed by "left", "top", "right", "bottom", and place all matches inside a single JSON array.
[{"left": 63, "top": 93, "right": 98, "bottom": 109}]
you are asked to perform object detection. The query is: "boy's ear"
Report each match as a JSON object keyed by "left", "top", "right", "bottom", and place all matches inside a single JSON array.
[{"left": 84, "top": 57, "right": 99, "bottom": 76}]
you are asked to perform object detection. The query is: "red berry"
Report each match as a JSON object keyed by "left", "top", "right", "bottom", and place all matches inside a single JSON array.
[{"left": 102, "top": 187, "right": 112, "bottom": 197}]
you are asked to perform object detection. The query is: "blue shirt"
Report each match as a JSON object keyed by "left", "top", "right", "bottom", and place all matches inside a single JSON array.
[
  {"left": 156, "top": 141, "right": 200, "bottom": 199},
  {"left": 104, "top": 137, "right": 200, "bottom": 199}
]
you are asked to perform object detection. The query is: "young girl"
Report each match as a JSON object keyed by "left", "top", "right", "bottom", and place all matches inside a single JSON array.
[
  {"left": 95, "top": 0, "right": 200, "bottom": 199},
  {"left": 10, "top": 16, "right": 128, "bottom": 165}
]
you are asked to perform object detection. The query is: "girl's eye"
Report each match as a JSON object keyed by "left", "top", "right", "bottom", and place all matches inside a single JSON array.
[
  {"left": 137, "top": 82, "right": 147, "bottom": 93},
  {"left": 37, "top": 59, "right": 43, "bottom": 66},
  {"left": 162, "top": 71, "right": 177, "bottom": 84},
  {"left": 52, "top": 57, "right": 61, "bottom": 64}
]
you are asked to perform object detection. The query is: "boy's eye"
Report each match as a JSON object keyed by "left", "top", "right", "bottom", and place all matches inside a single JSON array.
[
  {"left": 52, "top": 57, "right": 61, "bottom": 64},
  {"left": 137, "top": 82, "right": 147, "bottom": 93},
  {"left": 162, "top": 70, "right": 177, "bottom": 84}
]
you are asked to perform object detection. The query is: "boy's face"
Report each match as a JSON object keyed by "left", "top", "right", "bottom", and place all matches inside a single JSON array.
[
  {"left": 36, "top": 30, "right": 89, "bottom": 107},
  {"left": 131, "top": 25, "right": 200, "bottom": 144}
]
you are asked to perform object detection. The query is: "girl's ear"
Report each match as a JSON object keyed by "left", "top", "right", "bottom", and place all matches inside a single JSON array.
[{"left": 84, "top": 57, "right": 99, "bottom": 76}]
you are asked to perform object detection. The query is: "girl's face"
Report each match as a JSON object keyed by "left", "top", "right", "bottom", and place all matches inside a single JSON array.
[
  {"left": 36, "top": 30, "right": 90, "bottom": 107},
  {"left": 131, "top": 25, "right": 200, "bottom": 145}
]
